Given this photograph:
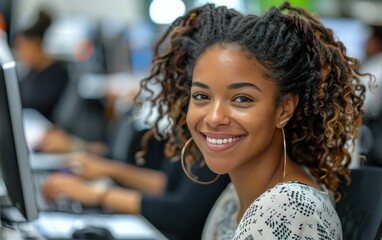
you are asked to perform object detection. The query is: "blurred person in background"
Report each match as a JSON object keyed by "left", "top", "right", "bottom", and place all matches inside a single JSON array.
[
  {"left": 365, "top": 25, "right": 382, "bottom": 59},
  {"left": 13, "top": 9, "right": 69, "bottom": 122},
  {"left": 360, "top": 24, "right": 382, "bottom": 166},
  {"left": 41, "top": 128, "right": 230, "bottom": 240},
  {"left": 31, "top": 90, "right": 140, "bottom": 156},
  {"left": 14, "top": 9, "right": 109, "bottom": 148}
]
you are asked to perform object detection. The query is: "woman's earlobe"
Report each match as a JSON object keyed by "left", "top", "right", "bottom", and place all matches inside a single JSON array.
[
  {"left": 279, "top": 117, "right": 290, "bottom": 127},
  {"left": 278, "top": 94, "right": 298, "bottom": 128}
]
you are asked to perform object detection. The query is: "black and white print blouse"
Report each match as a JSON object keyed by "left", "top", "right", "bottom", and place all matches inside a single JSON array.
[{"left": 202, "top": 182, "right": 342, "bottom": 240}]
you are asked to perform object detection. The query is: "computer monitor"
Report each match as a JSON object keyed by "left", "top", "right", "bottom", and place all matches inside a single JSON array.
[{"left": 0, "top": 30, "right": 38, "bottom": 222}]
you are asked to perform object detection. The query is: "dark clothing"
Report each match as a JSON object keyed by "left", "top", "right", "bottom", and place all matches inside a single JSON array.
[
  {"left": 19, "top": 62, "right": 69, "bottom": 121},
  {"left": 123, "top": 129, "right": 230, "bottom": 240},
  {"left": 141, "top": 161, "right": 230, "bottom": 240}
]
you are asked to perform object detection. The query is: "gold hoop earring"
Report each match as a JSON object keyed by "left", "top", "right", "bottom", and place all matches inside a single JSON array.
[
  {"left": 181, "top": 138, "right": 220, "bottom": 185},
  {"left": 281, "top": 128, "right": 287, "bottom": 180}
]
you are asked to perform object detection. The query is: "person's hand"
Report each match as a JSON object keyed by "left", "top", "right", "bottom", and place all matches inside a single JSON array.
[
  {"left": 36, "top": 126, "right": 107, "bottom": 155},
  {"left": 66, "top": 152, "right": 111, "bottom": 180},
  {"left": 41, "top": 173, "right": 103, "bottom": 206},
  {"left": 35, "top": 126, "right": 78, "bottom": 153}
]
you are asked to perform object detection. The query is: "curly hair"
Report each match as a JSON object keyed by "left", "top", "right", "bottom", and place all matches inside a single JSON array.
[{"left": 135, "top": 2, "right": 369, "bottom": 200}]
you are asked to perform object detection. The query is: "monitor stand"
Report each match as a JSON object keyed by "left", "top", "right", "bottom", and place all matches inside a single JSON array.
[
  {"left": 0, "top": 177, "right": 26, "bottom": 223},
  {"left": 1, "top": 179, "right": 46, "bottom": 239},
  {"left": 1, "top": 204, "right": 27, "bottom": 223},
  {"left": 1, "top": 202, "right": 46, "bottom": 239}
]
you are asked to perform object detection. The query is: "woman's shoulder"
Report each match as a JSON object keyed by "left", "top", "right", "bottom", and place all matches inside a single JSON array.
[
  {"left": 253, "top": 181, "right": 338, "bottom": 221},
  {"left": 234, "top": 181, "right": 342, "bottom": 239},
  {"left": 261, "top": 181, "right": 331, "bottom": 203}
]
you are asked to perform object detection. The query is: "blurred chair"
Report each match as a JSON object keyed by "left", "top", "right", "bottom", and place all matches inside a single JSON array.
[
  {"left": 336, "top": 166, "right": 382, "bottom": 240},
  {"left": 51, "top": 72, "right": 108, "bottom": 142},
  {"left": 106, "top": 107, "right": 137, "bottom": 161}
]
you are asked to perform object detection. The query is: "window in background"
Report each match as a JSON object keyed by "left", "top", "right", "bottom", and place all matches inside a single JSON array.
[
  {"left": 322, "top": 18, "right": 369, "bottom": 61},
  {"left": 126, "top": 21, "right": 157, "bottom": 74}
]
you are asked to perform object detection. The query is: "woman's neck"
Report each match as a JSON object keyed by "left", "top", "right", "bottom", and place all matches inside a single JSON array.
[
  {"left": 229, "top": 136, "right": 285, "bottom": 224},
  {"left": 230, "top": 152, "right": 322, "bottom": 224}
]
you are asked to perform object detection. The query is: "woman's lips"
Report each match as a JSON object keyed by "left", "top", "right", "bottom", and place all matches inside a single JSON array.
[{"left": 200, "top": 133, "right": 245, "bottom": 152}]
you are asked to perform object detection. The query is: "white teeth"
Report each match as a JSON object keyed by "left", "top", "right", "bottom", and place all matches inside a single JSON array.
[{"left": 206, "top": 136, "right": 240, "bottom": 145}]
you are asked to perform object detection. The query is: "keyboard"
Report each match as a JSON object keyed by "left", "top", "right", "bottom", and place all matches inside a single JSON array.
[{"left": 33, "top": 172, "right": 84, "bottom": 213}]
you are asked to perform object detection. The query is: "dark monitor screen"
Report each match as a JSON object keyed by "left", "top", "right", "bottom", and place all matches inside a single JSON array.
[{"left": 0, "top": 30, "right": 38, "bottom": 222}]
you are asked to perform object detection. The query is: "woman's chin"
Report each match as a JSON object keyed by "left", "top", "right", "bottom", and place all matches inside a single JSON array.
[{"left": 203, "top": 157, "right": 232, "bottom": 175}]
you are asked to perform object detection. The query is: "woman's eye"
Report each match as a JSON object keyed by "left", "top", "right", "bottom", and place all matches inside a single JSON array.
[
  {"left": 232, "top": 96, "right": 253, "bottom": 103},
  {"left": 192, "top": 93, "right": 209, "bottom": 101}
]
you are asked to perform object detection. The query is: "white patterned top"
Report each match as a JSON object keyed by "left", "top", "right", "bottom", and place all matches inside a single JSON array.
[{"left": 202, "top": 181, "right": 342, "bottom": 240}]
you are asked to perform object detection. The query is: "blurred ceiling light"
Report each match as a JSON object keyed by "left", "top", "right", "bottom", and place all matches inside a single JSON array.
[{"left": 149, "top": 0, "right": 186, "bottom": 25}]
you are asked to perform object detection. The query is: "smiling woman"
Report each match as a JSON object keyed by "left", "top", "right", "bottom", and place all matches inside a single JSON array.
[
  {"left": 135, "top": 2, "right": 370, "bottom": 239},
  {"left": 188, "top": 44, "right": 285, "bottom": 177}
]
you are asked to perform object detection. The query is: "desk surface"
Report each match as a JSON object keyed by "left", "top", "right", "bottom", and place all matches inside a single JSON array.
[
  {"left": 33, "top": 211, "right": 168, "bottom": 240},
  {"left": 1, "top": 211, "right": 168, "bottom": 240},
  {"left": 1, "top": 222, "right": 46, "bottom": 240}
]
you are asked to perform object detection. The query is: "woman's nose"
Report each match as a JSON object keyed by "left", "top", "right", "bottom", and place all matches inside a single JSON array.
[{"left": 204, "top": 101, "right": 230, "bottom": 127}]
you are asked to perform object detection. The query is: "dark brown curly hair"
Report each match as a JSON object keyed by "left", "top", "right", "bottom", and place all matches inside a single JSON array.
[{"left": 135, "top": 2, "right": 369, "bottom": 200}]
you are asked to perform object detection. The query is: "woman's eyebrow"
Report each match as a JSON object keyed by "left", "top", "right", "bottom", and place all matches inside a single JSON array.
[
  {"left": 191, "top": 81, "right": 209, "bottom": 89},
  {"left": 228, "top": 82, "right": 262, "bottom": 92},
  {"left": 191, "top": 81, "right": 262, "bottom": 92}
]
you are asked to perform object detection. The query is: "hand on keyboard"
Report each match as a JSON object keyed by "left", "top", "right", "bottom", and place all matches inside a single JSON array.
[{"left": 41, "top": 173, "right": 104, "bottom": 207}]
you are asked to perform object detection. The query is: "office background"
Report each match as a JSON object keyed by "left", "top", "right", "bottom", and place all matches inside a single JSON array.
[
  {"left": 1, "top": 0, "right": 382, "bottom": 239},
  {"left": 1, "top": 0, "right": 381, "bottom": 68}
]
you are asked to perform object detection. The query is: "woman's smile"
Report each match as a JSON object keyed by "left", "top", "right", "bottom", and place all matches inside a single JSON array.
[{"left": 199, "top": 132, "right": 247, "bottom": 152}]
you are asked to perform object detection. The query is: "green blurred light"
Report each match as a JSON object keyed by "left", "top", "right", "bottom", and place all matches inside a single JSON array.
[{"left": 257, "top": 0, "right": 315, "bottom": 13}]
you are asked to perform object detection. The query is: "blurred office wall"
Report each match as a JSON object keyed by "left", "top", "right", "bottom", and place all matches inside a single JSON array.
[{"left": 14, "top": 0, "right": 146, "bottom": 26}]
